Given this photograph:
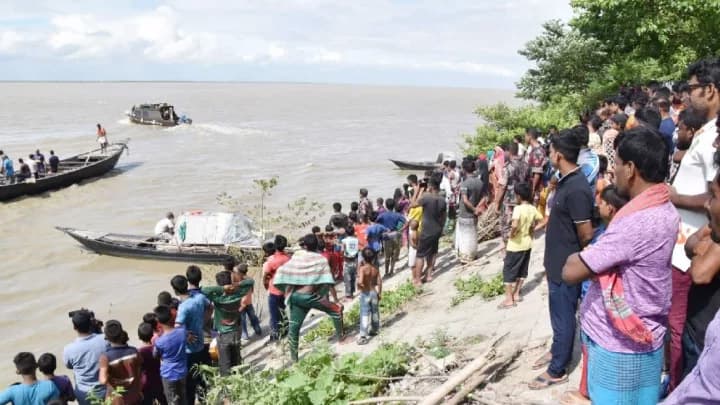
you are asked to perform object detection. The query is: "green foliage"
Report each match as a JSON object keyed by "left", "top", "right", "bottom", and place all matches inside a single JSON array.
[
  {"left": 304, "top": 281, "right": 421, "bottom": 343},
  {"left": 516, "top": 20, "right": 607, "bottom": 104},
  {"left": 463, "top": 102, "right": 576, "bottom": 154},
  {"left": 426, "top": 329, "right": 452, "bottom": 359},
  {"left": 202, "top": 343, "right": 412, "bottom": 404},
  {"left": 571, "top": 0, "right": 720, "bottom": 73},
  {"left": 452, "top": 273, "right": 504, "bottom": 306},
  {"left": 218, "top": 176, "right": 325, "bottom": 241}
]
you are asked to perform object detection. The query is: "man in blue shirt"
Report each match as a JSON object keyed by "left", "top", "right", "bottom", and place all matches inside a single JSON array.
[
  {"left": 63, "top": 311, "right": 107, "bottom": 404},
  {"left": 1, "top": 154, "right": 14, "bottom": 184},
  {"left": 576, "top": 126, "right": 600, "bottom": 191},
  {"left": 172, "top": 275, "right": 209, "bottom": 404},
  {"left": 154, "top": 305, "right": 188, "bottom": 405},
  {"left": 376, "top": 199, "right": 406, "bottom": 276},
  {"left": 365, "top": 215, "right": 390, "bottom": 271},
  {"left": 656, "top": 98, "right": 676, "bottom": 158},
  {"left": 0, "top": 352, "right": 58, "bottom": 405}
]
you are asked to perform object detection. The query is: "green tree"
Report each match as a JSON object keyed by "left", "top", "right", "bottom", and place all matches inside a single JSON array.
[{"left": 516, "top": 19, "right": 606, "bottom": 104}]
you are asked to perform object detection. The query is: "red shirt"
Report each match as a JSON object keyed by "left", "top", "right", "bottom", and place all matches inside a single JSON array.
[{"left": 263, "top": 251, "right": 290, "bottom": 296}]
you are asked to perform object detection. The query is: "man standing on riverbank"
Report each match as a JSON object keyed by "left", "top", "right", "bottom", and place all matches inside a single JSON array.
[
  {"left": 563, "top": 127, "right": 678, "bottom": 403},
  {"left": 494, "top": 143, "right": 528, "bottom": 247},
  {"left": 526, "top": 128, "right": 547, "bottom": 203},
  {"left": 359, "top": 188, "right": 374, "bottom": 220},
  {"left": 456, "top": 159, "right": 485, "bottom": 263},
  {"left": 529, "top": 128, "right": 593, "bottom": 390},
  {"left": 63, "top": 311, "right": 107, "bottom": 404},
  {"left": 666, "top": 58, "right": 720, "bottom": 391},
  {"left": 263, "top": 235, "right": 291, "bottom": 342},
  {"left": 273, "top": 234, "right": 344, "bottom": 362},
  {"left": 172, "top": 275, "right": 209, "bottom": 404},
  {"left": 410, "top": 174, "right": 446, "bottom": 285}
]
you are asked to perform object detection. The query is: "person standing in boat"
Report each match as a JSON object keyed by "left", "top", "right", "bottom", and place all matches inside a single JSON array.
[
  {"left": 48, "top": 150, "right": 60, "bottom": 174},
  {"left": 97, "top": 124, "right": 108, "bottom": 154},
  {"left": 35, "top": 149, "right": 46, "bottom": 176},
  {"left": 27, "top": 154, "right": 39, "bottom": 181},
  {"left": 154, "top": 213, "right": 175, "bottom": 241},
  {"left": 1, "top": 153, "right": 15, "bottom": 184}
]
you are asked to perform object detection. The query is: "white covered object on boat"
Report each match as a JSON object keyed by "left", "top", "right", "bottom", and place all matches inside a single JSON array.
[{"left": 175, "top": 211, "right": 261, "bottom": 247}]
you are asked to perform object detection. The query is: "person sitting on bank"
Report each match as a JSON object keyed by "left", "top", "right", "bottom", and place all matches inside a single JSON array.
[{"left": 154, "top": 213, "right": 175, "bottom": 241}]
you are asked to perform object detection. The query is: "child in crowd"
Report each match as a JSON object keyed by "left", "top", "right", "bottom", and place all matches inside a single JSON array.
[
  {"left": 142, "top": 312, "right": 162, "bottom": 343},
  {"left": 0, "top": 352, "right": 59, "bottom": 405},
  {"left": 99, "top": 320, "right": 142, "bottom": 404},
  {"left": 348, "top": 201, "right": 359, "bottom": 223},
  {"left": 595, "top": 155, "right": 611, "bottom": 199},
  {"left": 342, "top": 226, "right": 360, "bottom": 300},
  {"left": 407, "top": 220, "right": 419, "bottom": 269},
  {"left": 153, "top": 305, "right": 188, "bottom": 405},
  {"left": 500, "top": 183, "right": 542, "bottom": 308},
  {"left": 535, "top": 174, "right": 558, "bottom": 230},
  {"left": 375, "top": 198, "right": 386, "bottom": 215},
  {"left": 37, "top": 353, "right": 74, "bottom": 403},
  {"left": 563, "top": 184, "right": 628, "bottom": 405},
  {"left": 323, "top": 225, "right": 344, "bottom": 280},
  {"left": 235, "top": 264, "right": 263, "bottom": 340},
  {"left": 357, "top": 248, "right": 382, "bottom": 345},
  {"left": 157, "top": 291, "right": 179, "bottom": 325},
  {"left": 354, "top": 214, "right": 370, "bottom": 250},
  {"left": 137, "top": 322, "right": 166, "bottom": 405}
]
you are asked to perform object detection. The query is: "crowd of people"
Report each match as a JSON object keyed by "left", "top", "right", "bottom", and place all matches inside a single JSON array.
[
  {"left": 7, "top": 57, "right": 720, "bottom": 404},
  {"left": 0, "top": 149, "right": 60, "bottom": 184}
]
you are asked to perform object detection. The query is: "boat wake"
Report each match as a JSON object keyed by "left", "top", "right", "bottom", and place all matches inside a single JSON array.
[{"left": 167, "top": 123, "right": 269, "bottom": 137}]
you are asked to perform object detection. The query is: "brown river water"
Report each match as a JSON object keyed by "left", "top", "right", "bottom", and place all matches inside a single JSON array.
[{"left": 0, "top": 82, "right": 515, "bottom": 384}]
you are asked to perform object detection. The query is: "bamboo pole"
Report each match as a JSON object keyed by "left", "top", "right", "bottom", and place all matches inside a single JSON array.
[{"left": 418, "top": 333, "right": 508, "bottom": 405}]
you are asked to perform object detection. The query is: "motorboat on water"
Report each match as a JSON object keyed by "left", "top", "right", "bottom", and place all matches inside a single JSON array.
[
  {"left": 389, "top": 151, "right": 456, "bottom": 171},
  {"left": 0, "top": 141, "right": 128, "bottom": 202},
  {"left": 58, "top": 211, "right": 264, "bottom": 264},
  {"left": 127, "top": 103, "right": 192, "bottom": 127}
]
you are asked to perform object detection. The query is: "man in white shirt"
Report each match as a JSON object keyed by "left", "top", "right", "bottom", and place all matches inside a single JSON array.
[
  {"left": 154, "top": 212, "right": 175, "bottom": 241},
  {"left": 667, "top": 57, "right": 720, "bottom": 391},
  {"left": 27, "top": 154, "right": 38, "bottom": 180}
]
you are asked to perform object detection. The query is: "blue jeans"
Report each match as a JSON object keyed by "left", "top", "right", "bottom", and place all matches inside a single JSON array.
[
  {"left": 268, "top": 293, "right": 287, "bottom": 340},
  {"left": 681, "top": 328, "right": 701, "bottom": 379},
  {"left": 344, "top": 258, "right": 357, "bottom": 297},
  {"left": 240, "top": 304, "right": 262, "bottom": 338},
  {"left": 359, "top": 291, "right": 380, "bottom": 337},
  {"left": 547, "top": 278, "right": 580, "bottom": 378}
]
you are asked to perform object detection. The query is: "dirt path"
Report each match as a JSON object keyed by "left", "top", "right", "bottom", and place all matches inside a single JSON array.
[{"left": 240, "top": 236, "right": 583, "bottom": 404}]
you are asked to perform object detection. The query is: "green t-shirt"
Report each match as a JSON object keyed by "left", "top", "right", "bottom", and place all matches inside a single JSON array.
[{"left": 202, "top": 279, "right": 254, "bottom": 334}]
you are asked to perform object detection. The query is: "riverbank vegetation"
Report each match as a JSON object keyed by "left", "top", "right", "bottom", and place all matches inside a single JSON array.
[{"left": 465, "top": 0, "right": 720, "bottom": 152}]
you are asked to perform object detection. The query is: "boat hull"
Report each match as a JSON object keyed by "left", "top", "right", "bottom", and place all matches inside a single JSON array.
[
  {"left": 57, "top": 227, "right": 238, "bottom": 264},
  {"left": 0, "top": 143, "right": 127, "bottom": 202},
  {"left": 389, "top": 159, "right": 440, "bottom": 171},
  {"left": 128, "top": 115, "right": 178, "bottom": 127}
]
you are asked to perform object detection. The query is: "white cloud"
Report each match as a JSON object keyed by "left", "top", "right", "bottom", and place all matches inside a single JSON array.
[
  {"left": 0, "top": 0, "right": 573, "bottom": 85},
  {"left": 0, "top": 30, "right": 23, "bottom": 53}
]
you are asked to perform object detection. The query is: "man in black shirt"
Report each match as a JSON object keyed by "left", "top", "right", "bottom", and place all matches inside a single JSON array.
[
  {"left": 409, "top": 174, "right": 446, "bottom": 286},
  {"left": 529, "top": 127, "right": 594, "bottom": 390},
  {"left": 48, "top": 150, "right": 60, "bottom": 174}
]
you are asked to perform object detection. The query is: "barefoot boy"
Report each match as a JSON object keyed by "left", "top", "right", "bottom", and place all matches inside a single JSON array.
[
  {"left": 357, "top": 248, "right": 383, "bottom": 345},
  {"left": 500, "top": 182, "right": 542, "bottom": 308}
]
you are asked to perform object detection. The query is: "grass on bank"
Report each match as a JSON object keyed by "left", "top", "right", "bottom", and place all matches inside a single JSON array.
[
  {"left": 304, "top": 280, "right": 421, "bottom": 343},
  {"left": 451, "top": 273, "right": 504, "bottom": 306},
  {"left": 201, "top": 343, "right": 412, "bottom": 405}
]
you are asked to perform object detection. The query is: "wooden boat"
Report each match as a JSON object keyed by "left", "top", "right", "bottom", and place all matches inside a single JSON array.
[
  {"left": 128, "top": 103, "right": 192, "bottom": 126},
  {"left": 56, "top": 227, "right": 258, "bottom": 264},
  {"left": 389, "top": 152, "right": 456, "bottom": 171},
  {"left": 0, "top": 141, "right": 128, "bottom": 202},
  {"left": 388, "top": 159, "right": 441, "bottom": 171}
]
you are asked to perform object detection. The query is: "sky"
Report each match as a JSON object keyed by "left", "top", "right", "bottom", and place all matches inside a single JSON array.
[{"left": 0, "top": 0, "right": 573, "bottom": 88}]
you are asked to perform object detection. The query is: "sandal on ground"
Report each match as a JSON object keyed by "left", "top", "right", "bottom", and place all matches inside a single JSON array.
[
  {"left": 357, "top": 336, "right": 370, "bottom": 345},
  {"left": 531, "top": 352, "right": 552, "bottom": 370},
  {"left": 528, "top": 373, "right": 568, "bottom": 390},
  {"left": 497, "top": 302, "right": 516, "bottom": 309},
  {"left": 559, "top": 390, "right": 591, "bottom": 405}
]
